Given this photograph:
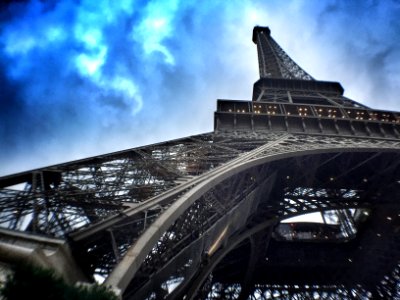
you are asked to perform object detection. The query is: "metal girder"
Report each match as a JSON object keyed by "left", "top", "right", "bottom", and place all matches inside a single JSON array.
[
  {"left": 105, "top": 134, "right": 291, "bottom": 292},
  {"left": 237, "top": 227, "right": 273, "bottom": 300},
  {"left": 1, "top": 26, "right": 400, "bottom": 300},
  {"left": 0, "top": 133, "right": 271, "bottom": 279},
  {"left": 98, "top": 133, "right": 400, "bottom": 298},
  {"left": 1, "top": 131, "right": 399, "bottom": 297},
  {"left": 187, "top": 196, "right": 399, "bottom": 299},
  {"left": 253, "top": 27, "right": 314, "bottom": 80},
  {"left": 0, "top": 133, "right": 266, "bottom": 236}
]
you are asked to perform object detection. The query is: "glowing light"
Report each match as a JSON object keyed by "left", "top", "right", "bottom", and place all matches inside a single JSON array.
[
  {"left": 131, "top": 0, "right": 178, "bottom": 65},
  {"left": 246, "top": 8, "right": 260, "bottom": 22},
  {"left": 282, "top": 212, "right": 324, "bottom": 224},
  {"left": 152, "top": 18, "right": 166, "bottom": 29},
  {"left": 76, "top": 46, "right": 107, "bottom": 76},
  {"left": 82, "top": 30, "right": 102, "bottom": 47},
  {"left": 208, "top": 225, "right": 229, "bottom": 256}
]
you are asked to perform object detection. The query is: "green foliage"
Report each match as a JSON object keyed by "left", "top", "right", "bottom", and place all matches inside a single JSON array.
[{"left": 0, "top": 263, "right": 118, "bottom": 300}]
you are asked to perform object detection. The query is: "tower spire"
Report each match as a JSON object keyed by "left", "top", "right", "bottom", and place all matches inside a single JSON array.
[
  {"left": 253, "top": 26, "right": 314, "bottom": 80},
  {"left": 0, "top": 25, "right": 399, "bottom": 300}
]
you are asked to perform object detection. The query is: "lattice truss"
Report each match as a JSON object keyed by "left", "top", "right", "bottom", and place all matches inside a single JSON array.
[
  {"left": 203, "top": 282, "right": 373, "bottom": 300},
  {"left": 200, "top": 271, "right": 400, "bottom": 300},
  {"left": 0, "top": 133, "right": 269, "bottom": 274},
  {"left": 1, "top": 132, "right": 400, "bottom": 299},
  {"left": 1, "top": 23, "right": 399, "bottom": 300},
  {"left": 255, "top": 30, "right": 314, "bottom": 80},
  {"left": 255, "top": 89, "right": 368, "bottom": 109},
  {"left": 0, "top": 133, "right": 269, "bottom": 238},
  {"left": 101, "top": 133, "right": 400, "bottom": 299}
]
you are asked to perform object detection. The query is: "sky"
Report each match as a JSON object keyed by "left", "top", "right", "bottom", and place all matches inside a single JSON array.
[{"left": 0, "top": 0, "right": 399, "bottom": 176}]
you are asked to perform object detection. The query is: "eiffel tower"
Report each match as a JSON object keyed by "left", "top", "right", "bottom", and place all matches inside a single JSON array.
[{"left": 1, "top": 26, "right": 400, "bottom": 299}]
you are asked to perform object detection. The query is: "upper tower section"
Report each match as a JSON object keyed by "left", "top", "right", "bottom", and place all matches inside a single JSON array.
[
  {"left": 251, "top": 26, "right": 345, "bottom": 102},
  {"left": 214, "top": 26, "right": 400, "bottom": 137},
  {"left": 252, "top": 26, "right": 313, "bottom": 80}
]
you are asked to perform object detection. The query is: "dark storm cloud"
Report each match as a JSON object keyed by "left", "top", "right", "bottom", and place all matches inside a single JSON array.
[
  {"left": 0, "top": 0, "right": 247, "bottom": 175},
  {"left": 0, "top": 1, "right": 148, "bottom": 159}
]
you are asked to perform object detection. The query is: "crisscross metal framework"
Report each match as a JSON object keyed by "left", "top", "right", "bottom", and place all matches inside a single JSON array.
[
  {"left": 253, "top": 26, "right": 314, "bottom": 80},
  {"left": 0, "top": 27, "right": 400, "bottom": 300}
]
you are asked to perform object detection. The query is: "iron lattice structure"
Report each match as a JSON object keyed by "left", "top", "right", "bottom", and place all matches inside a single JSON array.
[{"left": 1, "top": 26, "right": 400, "bottom": 299}]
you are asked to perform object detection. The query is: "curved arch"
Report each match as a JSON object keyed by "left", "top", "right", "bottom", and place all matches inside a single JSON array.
[
  {"left": 105, "top": 144, "right": 400, "bottom": 293},
  {"left": 183, "top": 202, "right": 400, "bottom": 299},
  {"left": 181, "top": 203, "right": 368, "bottom": 299}
]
